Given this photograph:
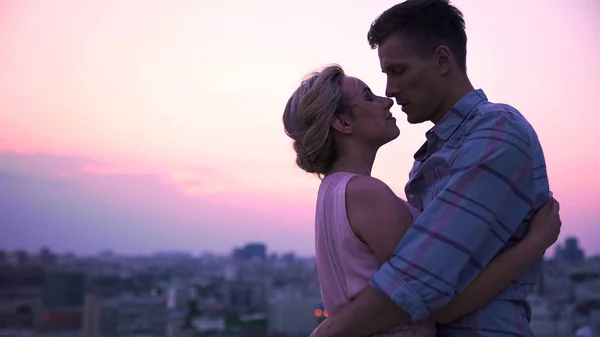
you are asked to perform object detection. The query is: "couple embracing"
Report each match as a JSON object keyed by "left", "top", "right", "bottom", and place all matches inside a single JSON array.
[{"left": 282, "top": 1, "right": 562, "bottom": 336}]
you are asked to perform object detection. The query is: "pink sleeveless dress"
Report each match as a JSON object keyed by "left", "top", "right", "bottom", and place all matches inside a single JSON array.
[{"left": 315, "top": 172, "right": 436, "bottom": 337}]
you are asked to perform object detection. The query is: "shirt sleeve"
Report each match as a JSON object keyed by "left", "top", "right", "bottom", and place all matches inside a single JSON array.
[{"left": 370, "top": 111, "right": 542, "bottom": 321}]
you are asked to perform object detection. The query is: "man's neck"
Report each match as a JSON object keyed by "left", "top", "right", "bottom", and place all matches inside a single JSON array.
[{"left": 431, "top": 76, "right": 475, "bottom": 124}]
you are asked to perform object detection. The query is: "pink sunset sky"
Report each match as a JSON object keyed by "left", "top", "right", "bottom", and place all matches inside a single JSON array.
[{"left": 0, "top": 0, "right": 598, "bottom": 256}]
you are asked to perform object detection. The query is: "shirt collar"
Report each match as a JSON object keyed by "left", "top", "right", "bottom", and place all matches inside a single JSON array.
[{"left": 431, "top": 89, "right": 488, "bottom": 141}]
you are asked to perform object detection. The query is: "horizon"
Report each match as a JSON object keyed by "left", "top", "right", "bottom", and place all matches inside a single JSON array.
[
  {"left": 1, "top": 0, "right": 599, "bottom": 256},
  {"left": 2, "top": 240, "right": 591, "bottom": 259}
]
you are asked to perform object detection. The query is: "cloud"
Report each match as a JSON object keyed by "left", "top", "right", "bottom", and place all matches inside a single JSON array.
[{"left": 0, "top": 151, "right": 315, "bottom": 255}]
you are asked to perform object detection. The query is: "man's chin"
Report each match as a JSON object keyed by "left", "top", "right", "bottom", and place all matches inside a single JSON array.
[
  {"left": 406, "top": 114, "right": 427, "bottom": 124},
  {"left": 406, "top": 117, "right": 422, "bottom": 124}
]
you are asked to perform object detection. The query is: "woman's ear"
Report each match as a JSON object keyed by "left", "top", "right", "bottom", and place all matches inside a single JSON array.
[{"left": 331, "top": 115, "right": 353, "bottom": 135}]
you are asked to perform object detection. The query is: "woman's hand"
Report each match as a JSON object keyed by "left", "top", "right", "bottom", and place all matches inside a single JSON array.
[{"left": 527, "top": 197, "right": 562, "bottom": 249}]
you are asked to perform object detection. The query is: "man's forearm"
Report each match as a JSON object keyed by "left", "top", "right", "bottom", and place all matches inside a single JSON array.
[{"left": 316, "top": 286, "right": 411, "bottom": 337}]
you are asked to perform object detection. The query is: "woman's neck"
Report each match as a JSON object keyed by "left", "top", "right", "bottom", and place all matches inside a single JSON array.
[{"left": 327, "top": 147, "right": 377, "bottom": 177}]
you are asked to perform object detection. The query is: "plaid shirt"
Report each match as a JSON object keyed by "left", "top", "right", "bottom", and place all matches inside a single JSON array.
[{"left": 370, "top": 89, "right": 550, "bottom": 336}]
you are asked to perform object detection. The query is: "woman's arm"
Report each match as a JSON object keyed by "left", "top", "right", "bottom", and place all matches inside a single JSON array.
[{"left": 432, "top": 198, "right": 561, "bottom": 324}]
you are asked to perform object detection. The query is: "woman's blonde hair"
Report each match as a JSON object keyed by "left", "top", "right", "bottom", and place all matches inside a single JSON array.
[{"left": 282, "top": 65, "right": 350, "bottom": 177}]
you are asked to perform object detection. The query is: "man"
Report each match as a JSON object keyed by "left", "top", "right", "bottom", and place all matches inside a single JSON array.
[{"left": 315, "top": 0, "right": 551, "bottom": 336}]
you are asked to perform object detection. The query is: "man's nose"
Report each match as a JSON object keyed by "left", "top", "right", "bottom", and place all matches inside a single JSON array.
[
  {"left": 385, "top": 80, "right": 400, "bottom": 98},
  {"left": 385, "top": 87, "right": 399, "bottom": 99}
]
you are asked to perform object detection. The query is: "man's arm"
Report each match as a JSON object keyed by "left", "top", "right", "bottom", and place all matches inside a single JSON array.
[
  {"left": 433, "top": 197, "right": 560, "bottom": 323},
  {"left": 316, "top": 111, "right": 543, "bottom": 336},
  {"left": 432, "top": 233, "right": 546, "bottom": 323}
]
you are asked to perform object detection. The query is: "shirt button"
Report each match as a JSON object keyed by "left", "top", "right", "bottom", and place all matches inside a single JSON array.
[{"left": 408, "top": 194, "right": 414, "bottom": 200}]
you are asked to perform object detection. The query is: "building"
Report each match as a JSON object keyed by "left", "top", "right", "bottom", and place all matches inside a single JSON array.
[
  {"left": 190, "top": 316, "right": 225, "bottom": 334},
  {"left": 268, "top": 297, "right": 321, "bottom": 336},
  {"left": 591, "top": 309, "right": 600, "bottom": 336},
  {"left": 41, "top": 271, "right": 86, "bottom": 331},
  {"left": 83, "top": 295, "right": 167, "bottom": 337},
  {"left": 224, "top": 279, "right": 269, "bottom": 315},
  {"left": 232, "top": 243, "right": 267, "bottom": 261},
  {"left": 38, "top": 248, "right": 58, "bottom": 268},
  {"left": 556, "top": 237, "right": 585, "bottom": 263},
  {"left": 83, "top": 294, "right": 102, "bottom": 337},
  {"left": 535, "top": 259, "right": 573, "bottom": 302},
  {"left": 42, "top": 272, "right": 86, "bottom": 308},
  {"left": 166, "top": 285, "right": 190, "bottom": 311},
  {"left": 528, "top": 294, "right": 573, "bottom": 337}
]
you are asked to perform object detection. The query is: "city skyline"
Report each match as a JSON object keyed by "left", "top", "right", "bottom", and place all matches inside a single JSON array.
[
  {"left": 0, "top": 235, "right": 592, "bottom": 259},
  {"left": 1, "top": 0, "right": 599, "bottom": 256}
]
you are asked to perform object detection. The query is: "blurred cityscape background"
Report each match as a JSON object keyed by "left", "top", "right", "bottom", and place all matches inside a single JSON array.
[
  {"left": 1, "top": 0, "right": 599, "bottom": 336},
  {"left": 0, "top": 236, "right": 598, "bottom": 337}
]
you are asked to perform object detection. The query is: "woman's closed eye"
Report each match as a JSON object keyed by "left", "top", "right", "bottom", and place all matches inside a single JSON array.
[{"left": 364, "top": 89, "right": 376, "bottom": 101}]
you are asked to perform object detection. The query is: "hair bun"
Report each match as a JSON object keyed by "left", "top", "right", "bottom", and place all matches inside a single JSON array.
[{"left": 282, "top": 65, "right": 347, "bottom": 177}]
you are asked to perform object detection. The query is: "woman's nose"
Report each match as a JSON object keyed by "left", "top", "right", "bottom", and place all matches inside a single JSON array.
[{"left": 384, "top": 97, "right": 394, "bottom": 110}]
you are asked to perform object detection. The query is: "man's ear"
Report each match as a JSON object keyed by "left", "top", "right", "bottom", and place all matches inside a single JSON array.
[
  {"left": 434, "top": 45, "right": 452, "bottom": 76},
  {"left": 331, "top": 115, "right": 353, "bottom": 135}
]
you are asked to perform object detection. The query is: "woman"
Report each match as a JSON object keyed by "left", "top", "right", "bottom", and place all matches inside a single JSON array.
[{"left": 282, "top": 65, "right": 561, "bottom": 336}]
